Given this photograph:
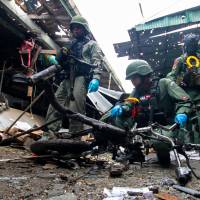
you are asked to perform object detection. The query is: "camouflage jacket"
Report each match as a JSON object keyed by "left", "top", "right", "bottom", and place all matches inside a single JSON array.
[
  {"left": 57, "top": 36, "right": 104, "bottom": 80},
  {"left": 167, "top": 53, "right": 200, "bottom": 87}
]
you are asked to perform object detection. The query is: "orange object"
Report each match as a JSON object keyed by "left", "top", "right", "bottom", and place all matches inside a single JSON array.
[
  {"left": 155, "top": 192, "right": 180, "bottom": 200},
  {"left": 125, "top": 97, "right": 140, "bottom": 104}
]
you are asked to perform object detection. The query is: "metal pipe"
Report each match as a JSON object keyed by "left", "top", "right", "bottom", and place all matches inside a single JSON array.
[
  {"left": 108, "top": 72, "right": 112, "bottom": 90},
  {"left": 150, "top": 127, "right": 181, "bottom": 167}
]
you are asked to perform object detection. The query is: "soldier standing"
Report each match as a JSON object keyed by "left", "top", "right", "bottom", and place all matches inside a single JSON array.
[{"left": 42, "top": 16, "right": 104, "bottom": 139}]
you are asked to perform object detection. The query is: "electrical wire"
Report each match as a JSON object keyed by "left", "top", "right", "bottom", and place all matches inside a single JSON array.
[{"left": 182, "top": 150, "right": 200, "bottom": 179}]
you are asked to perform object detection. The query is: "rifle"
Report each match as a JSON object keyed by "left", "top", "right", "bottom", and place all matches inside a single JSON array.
[{"left": 28, "top": 56, "right": 97, "bottom": 85}]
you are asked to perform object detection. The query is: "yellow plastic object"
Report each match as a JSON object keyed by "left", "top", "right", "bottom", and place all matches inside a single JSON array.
[
  {"left": 124, "top": 97, "right": 140, "bottom": 104},
  {"left": 186, "top": 56, "right": 200, "bottom": 69}
]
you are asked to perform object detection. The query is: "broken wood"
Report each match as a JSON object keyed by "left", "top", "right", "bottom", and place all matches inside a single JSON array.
[
  {"left": 4, "top": 90, "right": 45, "bottom": 135},
  {"left": 155, "top": 192, "right": 180, "bottom": 200},
  {"left": 20, "top": 49, "right": 57, "bottom": 55},
  {"left": 7, "top": 127, "right": 26, "bottom": 142},
  {"left": 28, "top": 14, "right": 70, "bottom": 21},
  {"left": 0, "top": 116, "right": 61, "bottom": 146},
  {"left": 38, "top": 0, "right": 67, "bottom": 34}
]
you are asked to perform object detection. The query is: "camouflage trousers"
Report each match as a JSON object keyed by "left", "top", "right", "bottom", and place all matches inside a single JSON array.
[
  {"left": 187, "top": 109, "right": 200, "bottom": 144},
  {"left": 44, "top": 76, "right": 87, "bottom": 136}
]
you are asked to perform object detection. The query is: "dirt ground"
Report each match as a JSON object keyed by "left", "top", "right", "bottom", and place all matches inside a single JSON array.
[{"left": 0, "top": 146, "right": 200, "bottom": 200}]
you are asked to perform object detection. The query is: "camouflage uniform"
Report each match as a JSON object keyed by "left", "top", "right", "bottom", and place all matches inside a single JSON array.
[
  {"left": 102, "top": 60, "right": 192, "bottom": 166},
  {"left": 167, "top": 34, "right": 200, "bottom": 143},
  {"left": 44, "top": 16, "right": 104, "bottom": 137}
]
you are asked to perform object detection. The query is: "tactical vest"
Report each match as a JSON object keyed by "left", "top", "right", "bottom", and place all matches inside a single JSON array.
[
  {"left": 64, "top": 36, "right": 92, "bottom": 77},
  {"left": 131, "top": 81, "right": 167, "bottom": 127},
  {"left": 70, "top": 37, "right": 90, "bottom": 59}
]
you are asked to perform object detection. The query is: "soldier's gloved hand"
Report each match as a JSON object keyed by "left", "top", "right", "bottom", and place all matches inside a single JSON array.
[
  {"left": 47, "top": 55, "right": 58, "bottom": 65},
  {"left": 56, "top": 47, "right": 70, "bottom": 65},
  {"left": 111, "top": 105, "right": 123, "bottom": 117},
  {"left": 88, "top": 79, "right": 99, "bottom": 93},
  {"left": 175, "top": 113, "right": 188, "bottom": 127}
]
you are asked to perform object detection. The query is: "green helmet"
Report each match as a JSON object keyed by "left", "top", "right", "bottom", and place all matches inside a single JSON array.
[
  {"left": 126, "top": 59, "right": 153, "bottom": 80},
  {"left": 70, "top": 15, "right": 90, "bottom": 33}
]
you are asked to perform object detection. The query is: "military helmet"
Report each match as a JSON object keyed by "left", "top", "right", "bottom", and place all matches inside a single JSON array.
[
  {"left": 126, "top": 59, "right": 153, "bottom": 80},
  {"left": 183, "top": 33, "right": 199, "bottom": 54},
  {"left": 70, "top": 15, "right": 90, "bottom": 33}
]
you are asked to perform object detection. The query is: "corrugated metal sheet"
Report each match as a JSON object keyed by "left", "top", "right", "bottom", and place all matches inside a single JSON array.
[
  {"left": 135, "top": 6, "right": 200, "bottom": 31},
  {"left": 87, "top": 91, "right": 113, "bottom": 114},
  {"left": 98, "top": 87, "right": 123, "bottom": 100}
]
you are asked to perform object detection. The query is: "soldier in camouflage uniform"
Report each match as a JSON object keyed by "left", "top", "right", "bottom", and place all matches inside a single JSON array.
[
  {"left": 167, "top": 34, "right": 200, "bottom": 144},
  {"left": 43, "top": 16, "right": 104, "bottom": 139},
  {"left": 102, "top": 59, "right": 192, "bottom": 167}
]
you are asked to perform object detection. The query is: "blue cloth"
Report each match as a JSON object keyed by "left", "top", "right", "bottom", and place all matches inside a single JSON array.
[
  {"left": 88, "top": 79, "right": 99, "bottom": 93},
  {"left": 175, "top": 113, "right": 187, "bottom": 127},
  {"left": 111, "top": 105, "right": 123, "bottom": 117}
]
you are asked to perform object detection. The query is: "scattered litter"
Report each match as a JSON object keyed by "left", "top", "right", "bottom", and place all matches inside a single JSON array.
[
  {"left": 47, "top": 193, "right": 77, "bottom": 200},
  {"left": 81, "top": 134, "right": 94, "bottom": 142},
  {"left": 160, "top": 177, "right": 176, "bottom": 186},
  {"left": 109, "top": 164, "right": 125, "bottom": 177},
  {"left": 0, "top": 176, "right": 28, "bottom": 182},
  {"left": 42, "top": 163, "right": 58, "bottom": 170},
  {"left": 103, "top": 187, "right": 154, "bottom": 199},
  {"left": 170, "top": 150, "right": 200, "bottom": 161},
  {"left": 36, "top": 173, "right": 57, "bottom": 179}
]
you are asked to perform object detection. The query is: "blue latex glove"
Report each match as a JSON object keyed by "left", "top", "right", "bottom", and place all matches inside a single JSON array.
[
  {"left": 175, "top": 113, "right": 187, "bottom": 127},
  {"left": 47, "top": 55, "right": 58, "bottom": 65},
  {"left": 111, "top": 105, "right": 123, "bottom": 117},
  {"left": 88, "top": 79, "right": 99, "bottom": 93}
]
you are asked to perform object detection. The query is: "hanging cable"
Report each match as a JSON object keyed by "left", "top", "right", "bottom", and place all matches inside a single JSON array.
[{"left": 0, "top": 61, "right": 6, "bottom": 96}]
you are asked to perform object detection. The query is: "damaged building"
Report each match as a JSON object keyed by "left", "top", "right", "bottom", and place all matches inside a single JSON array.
[
  {"left": 0, "top": 0, "right": 124, "bottom": 128},
  {"left": 114, "top": 5, "right": 200, "bottom": 76},
  {"left": 1, "top": 2, "right": 200, "bottom": 200}
]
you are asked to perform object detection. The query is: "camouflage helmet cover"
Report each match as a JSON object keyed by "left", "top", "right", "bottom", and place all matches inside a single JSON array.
[
  {"left": 183, "top": 33, "right": 199, "bottom": 54},
  {"left": 70, "top": 15, "right": 90, "bottom": 33},
  {"left": 126, "top": 59, "right": 153, "bottom": 80}
]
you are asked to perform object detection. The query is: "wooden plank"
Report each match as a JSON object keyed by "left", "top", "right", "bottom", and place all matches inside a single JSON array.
[
  {"left": 20, "top": 49, "right": 57, "bottom": 54},
  {"left": 28, "top": 14, "right": 70, "bottom": 21}
]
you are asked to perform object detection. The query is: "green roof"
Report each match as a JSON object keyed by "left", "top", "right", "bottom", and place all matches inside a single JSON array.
[{"left": 135, "top": 6, "right": 200, "bottom": 31}]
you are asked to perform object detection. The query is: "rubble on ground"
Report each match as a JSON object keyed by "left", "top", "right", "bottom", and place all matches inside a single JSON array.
[{"left": 0, "top": 146, "right": 200, "bottom": 199}]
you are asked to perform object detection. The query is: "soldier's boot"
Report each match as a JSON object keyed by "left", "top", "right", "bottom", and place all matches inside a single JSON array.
[
  {"left": 69, "top": 119, "right": 83, "bottom": 140},
  {"left": 152, "top": 139, "right": 171, "bottom": 168},
  {"left": 156, "top": 150, "right": 171, "bottom": 168}
]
